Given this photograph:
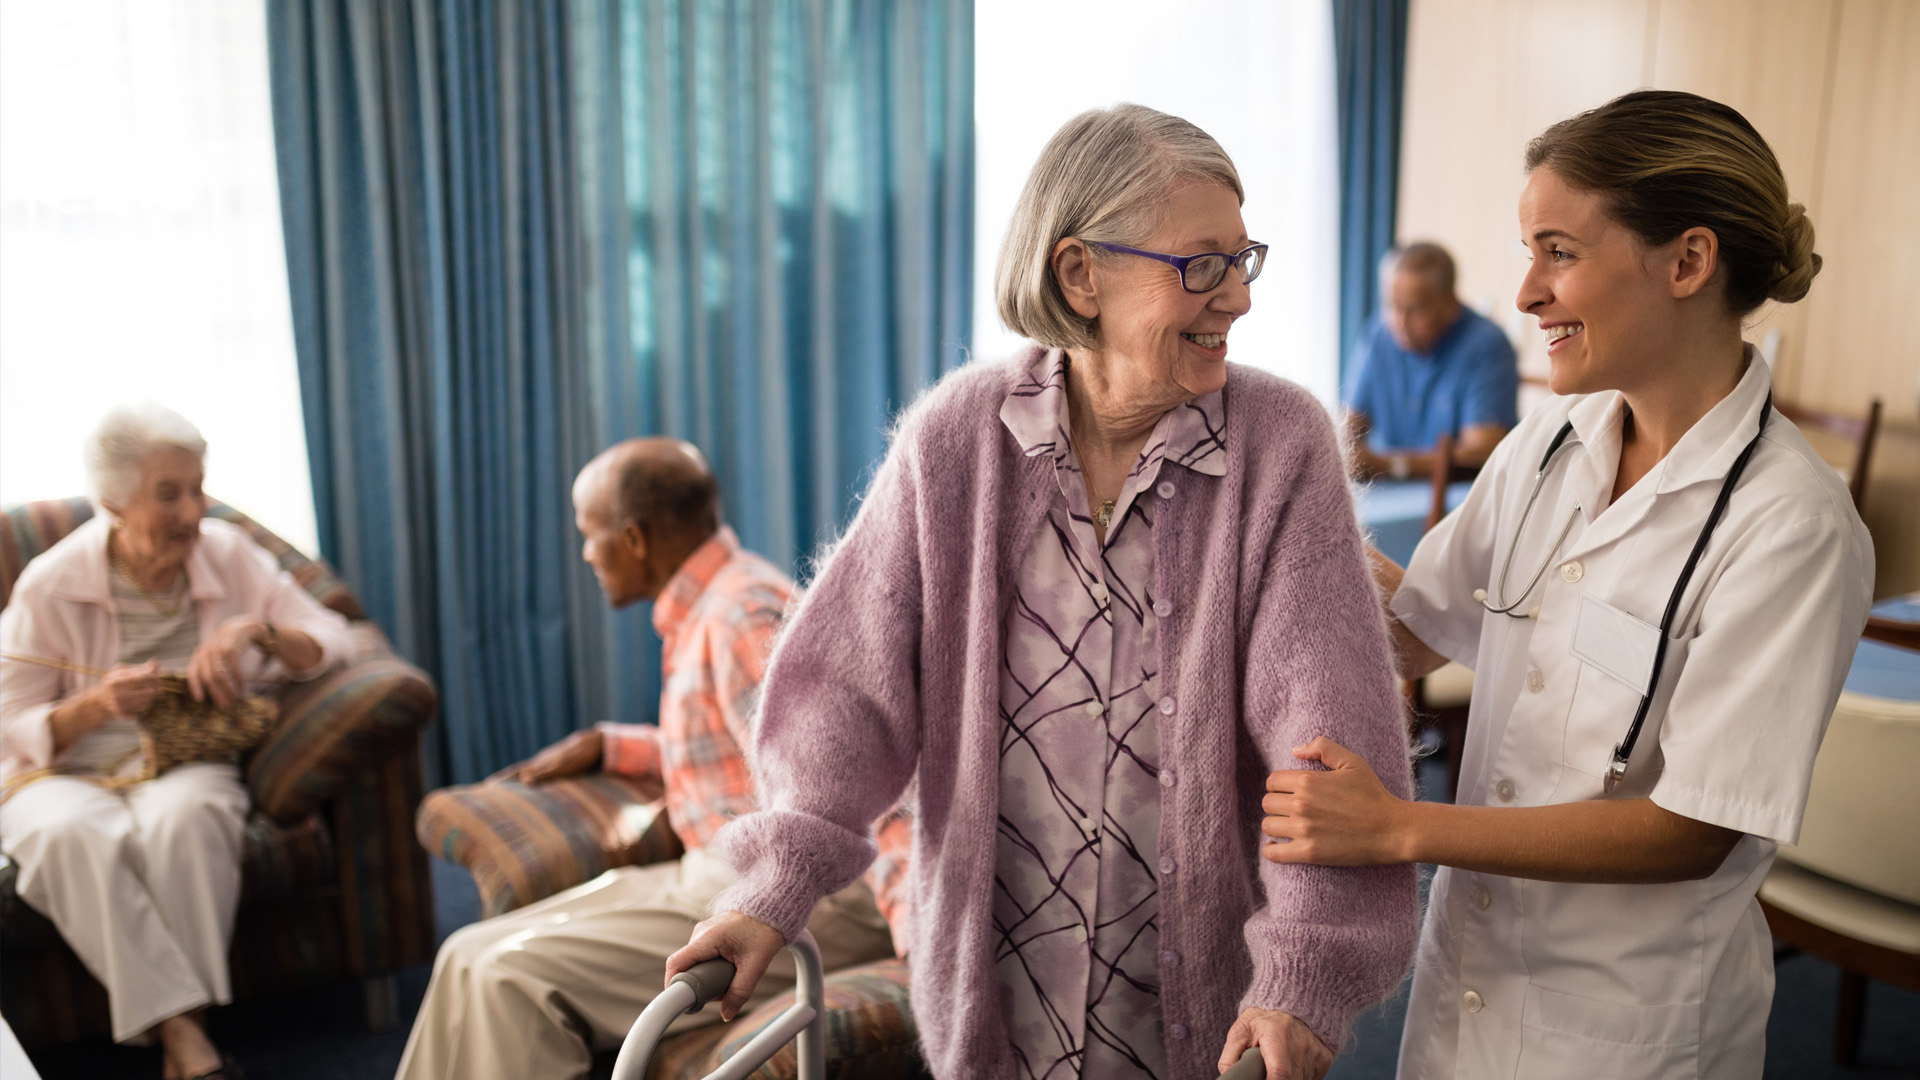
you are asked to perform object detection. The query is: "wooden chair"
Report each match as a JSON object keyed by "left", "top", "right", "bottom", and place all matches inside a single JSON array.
[
  {"left": 1864, "top": 613, "right": 1920, "bottom": 652},
  {"left": 1757, "top": 688, "right": 1920, "bottom": 1065},
  {"left": 1408, "top": 435, "right": 1482, "bottom": 801},
  {"left": 1776, "top": 397, "right": 1883, "bottom": 509}
]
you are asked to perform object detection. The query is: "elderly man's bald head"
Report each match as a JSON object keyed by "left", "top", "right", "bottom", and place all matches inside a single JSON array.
[{"left": 573, "top": 438, "right": 722, "bottom": 543}]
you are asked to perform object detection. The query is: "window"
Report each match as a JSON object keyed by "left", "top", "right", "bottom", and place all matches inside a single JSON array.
[
  {"left": 973, "top": 0, "right": 1342, "bottom": 402},
  {"left": 0, "top": 0, "right": 317, "bottom": 555}
]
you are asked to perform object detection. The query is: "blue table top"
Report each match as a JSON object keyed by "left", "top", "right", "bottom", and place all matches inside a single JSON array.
[
  {"left": 1847, "top": 595, "right": 1920, "bottom": 702},
  {"left": 1355, "top": 479, "right": 1470, "bottom": 567}
]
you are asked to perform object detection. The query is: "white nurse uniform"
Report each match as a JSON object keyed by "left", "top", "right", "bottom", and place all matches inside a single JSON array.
[{"left": 1389, "top": 350, "right": 1874, "bottom": 1079}]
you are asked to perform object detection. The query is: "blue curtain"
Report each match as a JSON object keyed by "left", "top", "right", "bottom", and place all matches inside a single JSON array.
[
  {"left": 270, "top": 1, "right": 972, "bottom": 781},
  {"left": 570, "top": 0, "right": 975, "bottom": 733},
  {"left": 1333, "top": 0, "right": 1409, "bottom": 374}
]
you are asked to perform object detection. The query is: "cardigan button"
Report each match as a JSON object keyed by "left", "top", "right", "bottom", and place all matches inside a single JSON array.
[
  {"left": 1153, "top": 597, "right": 1173, "bottom": 618},
  {"left": 1159, "top": 769, "right": 1176, "bottom": 788},
  {"left": 1159, "top": 949, "right": 1180, "bottom": 967},
  {"left": 1159, "top": 856, "right": 1177, "bottom": 875},
  {"left": 1168, "top": 1023, "right": 1189, "bottom": 1041},
  {"left": 1157, "top": 696, "right": 1176, "bottom": 716},
  {"left": 1157, "top": 481, "right": 1177, "bottom": 499}
]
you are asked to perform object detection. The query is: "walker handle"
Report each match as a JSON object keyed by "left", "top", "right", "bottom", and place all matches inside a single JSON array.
[
  {"left": 1220, "top": 1048, "right": 1266, "bottom": 1080},
  {"left": 668, "top": 957, "right": 739, "bottom": 1013}
]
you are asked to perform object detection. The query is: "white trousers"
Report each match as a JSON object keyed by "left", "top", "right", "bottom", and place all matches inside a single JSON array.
[
  {"left": 394, "top": 845, "right": 895, "bottom": 1080},
  {"left": 0, "top": 763, "right": 249, "bottom": 1043}
]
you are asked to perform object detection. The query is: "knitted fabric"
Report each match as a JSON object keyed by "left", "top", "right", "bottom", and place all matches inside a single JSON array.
[{"left": 713, "top": 346, "right": 1419, "bottom": 1080}]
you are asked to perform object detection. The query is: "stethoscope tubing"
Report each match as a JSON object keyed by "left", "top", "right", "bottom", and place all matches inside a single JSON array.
[{"left": 1473, "top": 392, "right": 1773, "bottom": 790}]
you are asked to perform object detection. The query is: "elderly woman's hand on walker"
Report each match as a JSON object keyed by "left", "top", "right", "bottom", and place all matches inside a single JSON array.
[
  {"left": 665, "top": 910, "right": 787, "bottom": 1022},
  {"left": 1218, "top": 1006, "right": 1334, "bottom": 1079}
]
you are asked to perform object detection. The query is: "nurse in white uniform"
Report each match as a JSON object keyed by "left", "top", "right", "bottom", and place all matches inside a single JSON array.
[{"left": 1259, "top": 90, "right": 1875, "bottom": 1079}]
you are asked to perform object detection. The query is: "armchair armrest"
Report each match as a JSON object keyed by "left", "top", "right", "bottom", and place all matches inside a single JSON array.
[{"left": 248, "top": 622, "right": 440, "bottom": 824}]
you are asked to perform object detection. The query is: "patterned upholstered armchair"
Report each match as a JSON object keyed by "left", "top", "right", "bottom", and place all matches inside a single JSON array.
[{"left": 0, "top": 497, "right": 439, "bottom": 1047}]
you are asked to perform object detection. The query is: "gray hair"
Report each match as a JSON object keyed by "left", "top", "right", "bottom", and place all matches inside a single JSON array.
[
  {"left": 86, "top": 403, "right": 207, "bottom": 508},
  {"left": 994, "top": 104, "right": 1244, "bottom": 350},
  {"left": 1380, "top": 241, "right": 1458, "bottom": 296}
]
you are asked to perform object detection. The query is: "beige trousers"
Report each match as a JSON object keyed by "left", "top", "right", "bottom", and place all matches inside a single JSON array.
[
  {"left": 394, "top": 845, "right": 895, "bottom": 1080},
  {"left": 0, "top": 763, "right": 249, "bottom": 1043}
]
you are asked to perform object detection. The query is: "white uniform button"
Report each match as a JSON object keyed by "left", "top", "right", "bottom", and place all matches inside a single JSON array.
[
  {"left": 1080, "top": 816, "right": 1097, "bottom": 833},
  {"left": 1472, "top": 885, "right": 1492, "bottom": 910},
  {"left": 1463, "top": 990, "right": 1485, "bottom": 1013},
  {"left": 1072, "top": 925, "right": 1088, "bottom": 943},
  {"left": 1158, "top": 696, "right": 1176, "bottom": 716},
  {"left": 1525, "top": 668, "right": 1545, "bottom": 694},
  {"left": 1090, "top": 582, "right": 1109, "bottom": 603},
  {"left": 1157, "top": 481, "right": 1177, "bottom": 499},
  {"left": 1153, "top": 597, "right": 1174, "bottom": 618},
  {"left": 1168, "top": 1023, "right": 1189, "bottom": 1041},
  {"left": 1561, "top": 560, "right": 1584, "bottom": 583},
  {"left": 1159, "top": 769, "right": 1176, "bottom": 788},
  {"left": 1159, "top": 856, "right": 1177, "bottom": 875},
  {"left": 1495, "top": 778, "right": 1517, "bottom": 803},
  {"left": 1084, "top": 701, "right": 1103, "bottom": 717}
]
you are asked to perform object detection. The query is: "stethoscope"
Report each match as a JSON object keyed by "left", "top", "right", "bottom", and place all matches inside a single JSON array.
[{"left": 1472, "top": 392, "right": 1772, "bottom": 793}]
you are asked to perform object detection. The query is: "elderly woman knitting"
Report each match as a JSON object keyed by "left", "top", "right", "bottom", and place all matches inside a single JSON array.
[
  {"left": 0, "top": 403, "right": 354, "bottom": 1080},
  {"left": 669, "top": 105, "right": 1418, "bottom": 1080}
]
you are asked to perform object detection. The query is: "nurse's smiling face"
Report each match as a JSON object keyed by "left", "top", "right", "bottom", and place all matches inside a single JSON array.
[{"left": 1515, "top": 166, "right": 1697, "bottom": 398}]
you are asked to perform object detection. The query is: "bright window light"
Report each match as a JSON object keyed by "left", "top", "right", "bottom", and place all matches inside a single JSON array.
[
  {"left": 0, "top": 0, "right": 317, "bottom": 556},
  {"left": 973, "top": 0, "right": 1342, "bottom": 403}
]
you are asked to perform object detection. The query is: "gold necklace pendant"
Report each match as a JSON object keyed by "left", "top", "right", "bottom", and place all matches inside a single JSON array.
[{"left": 1094, "top": 499, "right": 1116, "bottom": 531}]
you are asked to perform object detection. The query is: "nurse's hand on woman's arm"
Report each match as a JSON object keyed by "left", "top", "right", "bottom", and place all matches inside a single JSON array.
[
  {"left": 1364, "top": 547, "right": 1446, "bottom": 681},
  {"left": 1218, "top": 1007, "right": 1332, "bottom": 1080},
  {"left": 665, "top": 910, "right": 787, "bottom": 1022},
  {"left": 1262, "top": 736, "right": 1742, "bottom": 884}
]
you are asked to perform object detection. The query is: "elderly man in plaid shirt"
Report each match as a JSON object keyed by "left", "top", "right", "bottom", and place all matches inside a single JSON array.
[{"left": 397, "top": 439, "right": 903, "bottom": 1080}]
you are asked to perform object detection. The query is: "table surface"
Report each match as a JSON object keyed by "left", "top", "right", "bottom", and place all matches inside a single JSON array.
[{"left": 1847, "top": 594, "right": 1920, "bottom": 702}]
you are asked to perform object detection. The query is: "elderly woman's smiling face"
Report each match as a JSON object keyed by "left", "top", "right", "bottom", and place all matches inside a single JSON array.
[{"left": 1073, "top": 181, "right": 1253, "bottom": 401}]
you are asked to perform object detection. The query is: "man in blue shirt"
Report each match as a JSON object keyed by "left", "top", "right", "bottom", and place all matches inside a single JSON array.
[{"left": 1344, "top": 242, "right": 1518, "bottom": 479}]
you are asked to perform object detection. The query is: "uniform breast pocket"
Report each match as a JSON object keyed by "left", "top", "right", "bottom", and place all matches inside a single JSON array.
[
  {"left": 1561, "top": 594, "right": 1662, "bottom": 780},
  {"left": 1517, "top": 984, "right": 1700, "bottom": 1080}
]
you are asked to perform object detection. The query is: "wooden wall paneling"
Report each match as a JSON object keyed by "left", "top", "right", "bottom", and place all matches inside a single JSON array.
[
  {"left": 1797, "top": 0, "right": 1920, "bottom": 595},
  {"left": 1648, "top": 0, "right": 1839, "bottom": 396},
  {"left": 1397, "top": 0, "right": 1534, "bottom": 349}
]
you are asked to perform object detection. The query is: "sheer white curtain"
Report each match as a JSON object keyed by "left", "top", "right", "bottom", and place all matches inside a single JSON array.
[
  {"left": 972, "top": 0, "right": 1342, "bottom": 402},
  {"left": 0, "top": 0, "right": 316, "bottom": 555}
]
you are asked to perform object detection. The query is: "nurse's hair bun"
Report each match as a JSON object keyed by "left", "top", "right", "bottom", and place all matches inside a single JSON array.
[
  {"left": 1769, "top": 202, "right": 1822, "bottom": 304},
  {"left": 1525, "top": 89, "right": 1822, "bottom": 316}
]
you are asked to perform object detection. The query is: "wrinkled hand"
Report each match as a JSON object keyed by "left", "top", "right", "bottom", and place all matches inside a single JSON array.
[
  {"left": 517, "top": 728, "right": 605, "bottom": 784},
  {"left": 1262, "top": 736, "right": 1408, "bottom": 866},
  {"left": 187, "top": 620, "right": 264, "bottom": 708},
  {"left": 96, "top": 660, "right": 163, "bottom": 718},
  {"left": 665, "top": 911, "right": 786, "bottom": 1022},
  {"left": 1219, "top": 1008, "right": 1333, "bottom": 1079}
]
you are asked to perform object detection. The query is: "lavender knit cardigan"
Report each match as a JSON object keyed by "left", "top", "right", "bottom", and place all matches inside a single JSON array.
[{"left": 714, "top": 347, "right": 1418, "bottom": 1079}]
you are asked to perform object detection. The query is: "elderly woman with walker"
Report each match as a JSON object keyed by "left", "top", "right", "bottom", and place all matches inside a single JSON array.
[
  {"left": 1260, "top": 90, "right": 1875, "bottom": 1079},
  {"left": 659, "top": 104, "right": 1419, "bottom": 1080}
]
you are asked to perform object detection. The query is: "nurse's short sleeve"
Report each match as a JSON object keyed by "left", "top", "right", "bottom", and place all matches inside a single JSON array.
[
  {"left": 1388, "top": 432, "right": 1521, "bottom": 670},
  {"left": 1650, "top": 511, "right": 1873, "bottom": 845}
]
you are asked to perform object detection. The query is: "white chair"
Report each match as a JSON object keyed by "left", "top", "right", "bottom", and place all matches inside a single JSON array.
[{"left": 1758, "top": 689, "right": 1920, "bottom": 1065}]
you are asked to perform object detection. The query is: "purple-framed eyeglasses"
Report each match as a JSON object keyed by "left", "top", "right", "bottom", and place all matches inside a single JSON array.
[{"left": 1090, "top": 241, "right": 1269, "bottom": 293}]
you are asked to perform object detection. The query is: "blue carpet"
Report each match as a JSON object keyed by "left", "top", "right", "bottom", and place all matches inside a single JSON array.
[{"left": 21, "top": 818, "right": 1920, "bottom": 1078}]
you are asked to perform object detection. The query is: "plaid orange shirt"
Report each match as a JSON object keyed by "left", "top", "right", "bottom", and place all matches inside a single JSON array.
[
  {"left": 599, "top": 526, "right": 792, "bottom": 853},
  {"left": 598, "top": 527, "right": 916, "bottom": 950}
]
